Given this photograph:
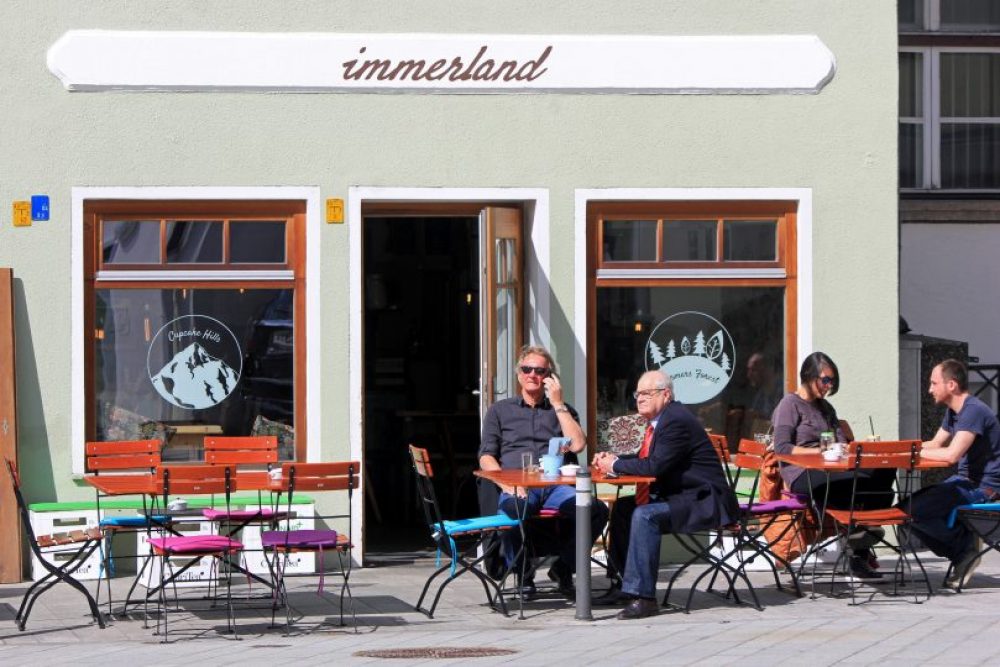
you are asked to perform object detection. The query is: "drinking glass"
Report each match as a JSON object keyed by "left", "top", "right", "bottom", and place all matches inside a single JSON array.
[{"left": 819, "top": 431, "right": 834, "bottom": 452}]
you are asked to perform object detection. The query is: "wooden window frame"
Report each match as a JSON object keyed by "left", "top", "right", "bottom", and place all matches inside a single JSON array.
[
  {"left": 586, "top": 200, "right": 798, "bottom": 448},
  {"left": 83, "top": 199, "right": 307, "bottom": 461}
]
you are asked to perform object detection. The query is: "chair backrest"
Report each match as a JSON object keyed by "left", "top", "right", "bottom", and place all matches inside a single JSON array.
[
  {"left": 281, "top": 461, "right": 359, "bottom": 494},
  {"left": 709, "top": 433, "right": 731, "bottom": 462},
  {"left": 844, "top": 440, "right": 921, "bottom": 470},
  {"left": 155, "top": 464, "right": 234, "bottom": 502},
  {"left": 85, "top": 439, "right": 160, "bottom": 474},
  {"left": 4, "top": 459, "right": 35, "bottom": 542},
  {"left": 409, "top": 445, "right": 446, "bottom": 534},
  {"left": 204, "top": 435, "right": 278, "bottom": 467},
  {"left": 733, "top": 438, "right": 768, "bottom": 470}
]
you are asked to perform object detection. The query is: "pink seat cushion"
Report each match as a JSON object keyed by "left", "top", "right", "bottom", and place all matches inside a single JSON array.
[
  {"left": 202, "top": 508, "right": 278, "bottom": 520},
  {"left": 147, "top": 535, "right": 243, "bottom": 554},
  {"left": 740, "top": 499, "right": 807, "bottom": 514}
]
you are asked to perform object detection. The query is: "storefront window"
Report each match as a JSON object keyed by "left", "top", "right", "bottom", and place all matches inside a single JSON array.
[
  {"left": 595, "top": 286, "right": 785, "bottom": 443},
  {"left": 589, "top": 201, "right": 795, "bottom": 450},
  {"left": 85, "top": 202, "right": 304, "bottom": 462}
]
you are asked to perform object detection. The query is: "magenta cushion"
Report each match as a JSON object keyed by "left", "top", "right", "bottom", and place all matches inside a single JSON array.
[
  {"left": 261, "top": 529, "right": 339, "bottom": 548},
  {"left": 202, "top": 508, "right": 277, "bottom": 520},
  {"left": 740, "top": 499, "right": 807, "bottom": 514},
  {"left": 147, "top": 535, "right": 243, "bottom": 554}
]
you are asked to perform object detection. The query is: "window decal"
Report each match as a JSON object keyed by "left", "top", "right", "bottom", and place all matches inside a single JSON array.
[
  {"left": 147, "top": 314, "right": 243, "bottom": 409},
  {"left": 646, "top": 311, "right": 735, "bottom": 404}
]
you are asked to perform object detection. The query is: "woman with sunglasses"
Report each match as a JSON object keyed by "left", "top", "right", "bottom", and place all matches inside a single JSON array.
[{"left": 772, "top": 351, "right": 894, "bottom": 581}]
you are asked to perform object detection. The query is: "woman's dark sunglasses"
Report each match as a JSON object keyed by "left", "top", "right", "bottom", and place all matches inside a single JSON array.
[
  {"left": 519, "top": 365, "right": 551, "bottom": 377},
  {"left": 819, "top": 375, "right": 835, "bottom": 386}
]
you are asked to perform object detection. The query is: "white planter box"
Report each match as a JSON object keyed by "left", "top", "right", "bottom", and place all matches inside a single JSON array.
[{"left": 29, "top": 509, "right": 101, "bottom": 581}]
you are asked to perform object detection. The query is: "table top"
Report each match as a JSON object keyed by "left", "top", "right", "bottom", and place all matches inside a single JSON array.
[
  {"left": 474, "top": 467, "right": 655, "bottom": 488},
  {"left": 774, "top": 452, "right": 951, "bottom": 471}
]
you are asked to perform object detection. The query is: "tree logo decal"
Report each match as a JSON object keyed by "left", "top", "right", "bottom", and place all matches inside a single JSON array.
[
  {"left": 146, "top": 314, "right": 243, "bottom": 410},
  {"left": 645, "top": 311, "right": 735, "bottom": 404}
]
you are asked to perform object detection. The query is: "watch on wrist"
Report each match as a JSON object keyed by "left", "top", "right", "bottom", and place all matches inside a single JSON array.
[{"left": 553, "top": 405, "right": 569, "bottom": 414}]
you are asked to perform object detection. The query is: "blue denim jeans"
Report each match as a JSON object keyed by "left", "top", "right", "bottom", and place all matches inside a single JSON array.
[
  {"left": 498, "top": 485, "right": 609, "bottom": 572},
  {"left": 905, "top": 475, "right": 988, "bottom": 562},
  {"left": 621, "top": 499, "right": 674, "bottom": 600}
]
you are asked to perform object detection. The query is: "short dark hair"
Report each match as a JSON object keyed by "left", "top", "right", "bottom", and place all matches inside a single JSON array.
[
  {"left": 799, "top": 351, "right": 839, "bottom": 396},
  {"left": 937, "top": 358, "right": 968, "bottom": 392}
]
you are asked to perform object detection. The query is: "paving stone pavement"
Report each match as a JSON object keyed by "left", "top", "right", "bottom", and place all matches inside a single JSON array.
[{"left": 1, "top": 549, "right": 999, "bottom": 666}]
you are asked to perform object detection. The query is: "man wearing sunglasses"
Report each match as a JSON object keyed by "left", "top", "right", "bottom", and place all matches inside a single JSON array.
[{"left": 479, "top": 345, "right": 609, "bottom": 599}]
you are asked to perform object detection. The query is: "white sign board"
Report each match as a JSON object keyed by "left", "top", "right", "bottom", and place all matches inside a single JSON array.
[{"left": 48, "top": 31, "right": 835, "bottom": 94}]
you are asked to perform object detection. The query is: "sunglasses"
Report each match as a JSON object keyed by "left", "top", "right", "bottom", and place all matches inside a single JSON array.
[
  {"left": 819, "top": 375, "right": 835, "bottom": 386},
  {"left": 519, "top": 365, "right": 551, "bottom": 377}
]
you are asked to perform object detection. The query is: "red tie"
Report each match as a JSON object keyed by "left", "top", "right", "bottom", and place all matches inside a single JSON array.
[{"left": 635, "top": 423, "right": 654, "bottom": 505}]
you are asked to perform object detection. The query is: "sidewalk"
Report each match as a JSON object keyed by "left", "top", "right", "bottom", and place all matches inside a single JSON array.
[{"left": 2, "top": 549, "right": 999, "bottom": 666}]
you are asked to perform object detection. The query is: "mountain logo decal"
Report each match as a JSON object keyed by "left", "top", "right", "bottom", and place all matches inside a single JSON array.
[
  {"left": 645, "top": 310, "right": 735, "bottom": 404},
  {"left": 146, "top": 315, "right": 242, "bottom": 410}
]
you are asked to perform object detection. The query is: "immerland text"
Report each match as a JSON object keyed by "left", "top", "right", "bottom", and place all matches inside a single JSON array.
[{"left": 341, "top": 45, "right": 553, "bottom": 83}]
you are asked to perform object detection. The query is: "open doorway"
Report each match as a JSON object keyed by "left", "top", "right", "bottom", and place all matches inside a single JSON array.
[{"left": 362, "top": 212, "right": 483, "bottom": 556}]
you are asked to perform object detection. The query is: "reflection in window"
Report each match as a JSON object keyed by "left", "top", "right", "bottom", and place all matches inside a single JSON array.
[
  {"left": 102, "top": 221, "right": 161, "bottom": 264},
  {"left": 166, "top": 221, "right": 223, "bottom": 264},
  {"left": 94, "top": 288, "right": 295, "bottom": 461},
  {"left": 723, "top": 221, "right": 776, "bottom": 261},
  {"left": 595, "top": 286, "right": 785, "bottom": 445},
  {"left": 662, "top": 220, "right": 716, "bottom": 261},
  {"left": 231, "top": 221, "right": 286, "bottom": 263},
  {"left": 603, "top": 220, "right": 657, "bottom": 261},
  {"left": 941, "top": 0, "right": 1000, "bottom": 31}
]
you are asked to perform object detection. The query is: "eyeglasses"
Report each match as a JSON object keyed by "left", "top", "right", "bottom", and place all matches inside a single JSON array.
[
  {"left": 819, "top": 375, "right": 835, "bottom": 386},
  {"left": 633, "top": 388, "right": 665, "bottom": 399},
  {"left": 519, "top": 365, "right": 551, "bottom": 377}
]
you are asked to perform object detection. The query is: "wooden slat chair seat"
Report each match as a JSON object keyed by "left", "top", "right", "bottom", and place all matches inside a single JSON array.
[
  {"left": 5, "top": 459, "right": 106, "bottom": 631},
  {"left": 260, "top": 461, "right": 359, "bottom": 633}
]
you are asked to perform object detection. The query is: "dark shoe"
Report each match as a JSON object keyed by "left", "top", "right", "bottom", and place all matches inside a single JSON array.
[
  {"left": 517, "top": 576, "right": 537, "bottom": 601},
  {"left": 944, "top": 537, "right": 983, "bottom": 590},
  {"left": 616, "top": 597, "right": 658, "bottom": 620},
  {"left": 548, "top": 561, "right": 575, "bottom": 597},
  {"left": 849, "top": 555, "right": 884, "bottom": 581},
  {"left": 592, "top": 584, "right": 627, "bottom": 606}
]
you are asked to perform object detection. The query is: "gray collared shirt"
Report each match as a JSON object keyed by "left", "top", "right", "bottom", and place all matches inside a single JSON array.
[{"left": 479, "top": 396, "right": 580, "bottom": 469}]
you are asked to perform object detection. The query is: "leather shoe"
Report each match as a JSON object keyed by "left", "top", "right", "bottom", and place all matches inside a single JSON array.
[
  {"left": 517, "top": 576, "right": 537, "bottom": 601},
  {"left": 616, "top": 597, "right": 659, "bottom": 620},
  {"left": 548, "top": 561, "right": 575, "bottom": 598},
  {"left": 592, "top": 584, "right": 627, "bottom": 606}
]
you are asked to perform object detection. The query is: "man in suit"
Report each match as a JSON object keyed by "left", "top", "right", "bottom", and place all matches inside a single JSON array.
[{"left": 594, "top": 369, "right": 738, "bottom": 619}]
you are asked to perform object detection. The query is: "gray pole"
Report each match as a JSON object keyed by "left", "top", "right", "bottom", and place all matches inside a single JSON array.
[{"left": 574, "top": 468, "right": 593, "bottom": 621}]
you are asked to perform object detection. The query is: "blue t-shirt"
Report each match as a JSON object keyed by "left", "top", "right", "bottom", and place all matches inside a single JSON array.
[{"left": 942, "top": 394, "right": 1000, "bottom": 489}]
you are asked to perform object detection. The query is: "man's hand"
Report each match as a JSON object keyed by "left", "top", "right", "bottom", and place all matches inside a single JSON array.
[{"left": 593, "top": 451, "right": 616, "bottom": 474}]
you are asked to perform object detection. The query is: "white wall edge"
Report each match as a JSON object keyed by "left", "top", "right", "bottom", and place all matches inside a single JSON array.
[
  {"left": 347, "top": 186, "right": 549, "bottom": 562},
  {"left": 573, "top": 187, "right": 814, "bottom": 415},
  {"left": 70, "top": 185, "right": 322, "bottom": 475}
]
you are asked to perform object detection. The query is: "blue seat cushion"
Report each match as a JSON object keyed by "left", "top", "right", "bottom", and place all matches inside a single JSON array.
[
  {"left": 100, "top": 515, "right": 171, "bottom": 528},
  {"left": 947, "top": 503, "right": 1000, "bottom": 528},
  {"left": 442, "top": 514, "right": 519, "bottom": 537}
]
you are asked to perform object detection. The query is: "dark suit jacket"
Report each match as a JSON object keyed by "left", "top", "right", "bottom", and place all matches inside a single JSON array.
[{"left": 613, "top": 400, "right": 738, "bottom": 533}]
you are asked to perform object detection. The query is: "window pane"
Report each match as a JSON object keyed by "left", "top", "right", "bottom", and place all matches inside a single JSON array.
[
  {"left": 899, "top": 52, "right": 923, "bottom": 117},
  {"left": 603, "top": 220, "right": 657, "bottom": 261},
  {"left": 94, "top": 288, "right": 295, "bottom": 461},
  {"left": 231, "top": 221, "right": 287, "bottom": 263},
  {"left": 662, "top": 220, "right": 716, "bottom": 261},
  {"left": 595, "top": 286, "right": 785, "bottom": 446},
  {"left": 102, "top": 220, "right": 160, "bottom": 264},
  {"left": 941, "top": 123, "right": 1000, "bottom": 188},
  {"left": 941, "top": 0, "right": 1000, "bottom": 31},
  {"left": 723, "top": 221, "right": 776, "bottom": 261},
  {"left": 898, "top": 0, "right": 925, "bottom": 30},
  {"left": 941, "top": 53, "right": 1000, "bottom": 117},
  {"left": 165, "top": 221, "right": 223, "bottom": 264},
  {"left": 899, "top": 122, "right": 925, "bottom": 188}
]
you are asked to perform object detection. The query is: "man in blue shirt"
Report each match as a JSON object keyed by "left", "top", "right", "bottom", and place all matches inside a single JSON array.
[
  {"left": 479, "top": 345, "right": 609, "bottom": 598},
  {"left": 910, "top": 359, "right": 1000, "bottom": 589}
]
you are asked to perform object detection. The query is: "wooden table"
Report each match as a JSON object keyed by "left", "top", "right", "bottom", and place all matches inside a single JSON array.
[{"left": 474, "top": 466, "right": 654, "bottom": 617}]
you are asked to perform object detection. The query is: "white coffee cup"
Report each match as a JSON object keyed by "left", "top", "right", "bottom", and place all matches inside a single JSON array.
[
  {"left": 822, "top": 449, "right": 841, "bottom": 462},
  {"left": 269, "top": 468, "right": 283, "bottom": 481},
  {"left": 168, "top": 497, "right": 188, "bottom": 511}
]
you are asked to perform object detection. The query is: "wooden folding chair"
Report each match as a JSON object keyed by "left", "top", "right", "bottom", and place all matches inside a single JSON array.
[
  {"left": 824, "top": 440, "right": 931, "bottom": 605},
  {"left": 409, "top": 445, "right": 520, "bottom": 618},
  {"left": 5, "top": 458, "right": 106, "bottom": 631},
  {"left": 147, "top": 464, "right": 243, "bottom": 642},
  {"left": 85, "top": 439, "right": 166, "bottom": 616},
  {"left": 261, "top": 461, "right": 359, "bottom": 633}
]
